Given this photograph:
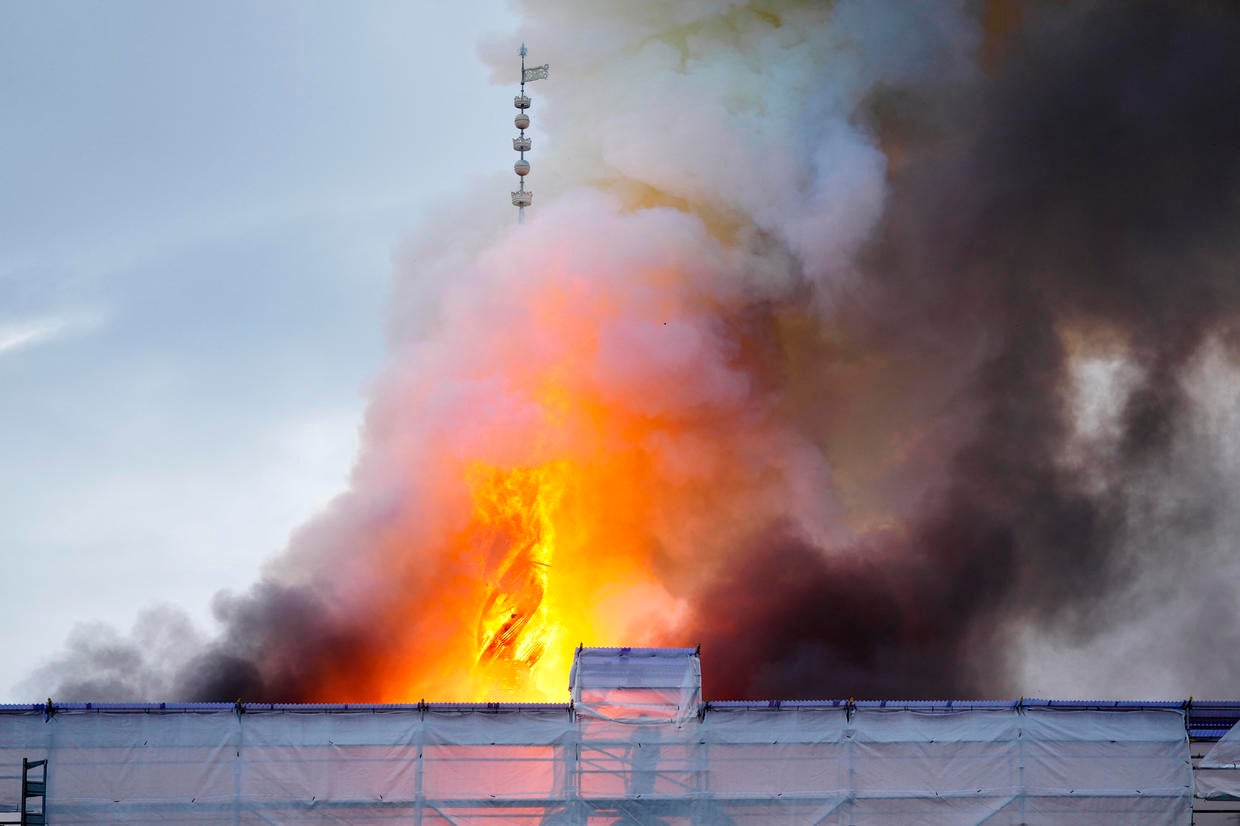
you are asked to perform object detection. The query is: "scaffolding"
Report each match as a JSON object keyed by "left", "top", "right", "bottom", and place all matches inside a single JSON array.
[{"left": 0, "top": 648, "right": 1203, "bottom": 824}]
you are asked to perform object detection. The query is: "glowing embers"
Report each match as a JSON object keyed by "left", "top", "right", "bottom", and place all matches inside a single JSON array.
[{"left": 467, "top": 463, "right": 568, "bottom": 689}]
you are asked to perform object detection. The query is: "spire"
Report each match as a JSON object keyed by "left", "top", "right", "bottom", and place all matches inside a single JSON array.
[{"left": 510, "top": 45, "right": 549, "bottom": 224}]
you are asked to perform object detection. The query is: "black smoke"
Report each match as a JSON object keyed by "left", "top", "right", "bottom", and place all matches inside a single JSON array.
[{"left": 689, "top": 0, "right": 1240, "bottom": 699}]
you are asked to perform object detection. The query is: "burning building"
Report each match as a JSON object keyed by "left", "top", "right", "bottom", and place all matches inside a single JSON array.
[
  {"left": 24, "top": 0, "right": 1240, "bottom": 790},
  {"left": 8, "top": 647, "right": 1240, "bottom": 824},
  {"left": 11, "top": 3, "right": 1240, "bottom": 822}
]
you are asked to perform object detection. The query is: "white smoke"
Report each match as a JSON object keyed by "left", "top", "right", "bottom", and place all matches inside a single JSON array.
[{"left": 479, "top": 0, "right": 977, "bottom": 296}]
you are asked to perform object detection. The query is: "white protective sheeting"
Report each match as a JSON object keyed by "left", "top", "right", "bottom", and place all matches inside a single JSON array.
[
  {"left": 570, "top": 647, "right": 702, "bottom": 725},
  {"left": 1197, "top": 719, "right": 1240, "bottom": 799},
  {"left": 0, "top": 703, "right": 1191, "bottom": 824}
]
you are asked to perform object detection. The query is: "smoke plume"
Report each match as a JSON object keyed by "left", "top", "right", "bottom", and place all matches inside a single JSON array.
[{"left": 31, "top": 0, "right": 1240, "bottom": 702}]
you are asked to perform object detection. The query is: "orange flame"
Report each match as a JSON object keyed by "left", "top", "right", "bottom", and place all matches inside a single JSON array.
[
  {"left": 353, "top": 390, "right": 696, "bottom": 703},
  {"left": 468, "top": 462, "right": 564, "bottom": 693},
  {"left": 300, "top": 213, "right": 777, "bottom": 704},
  {"left": 448, "top": 437, "right": 688, "bottom": 701}
]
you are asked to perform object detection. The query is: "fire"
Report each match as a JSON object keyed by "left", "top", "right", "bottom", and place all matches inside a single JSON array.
[
  {"left": 446, "top": 422, "right": 687, "bottom": 701},
  {"left": 468, "top": 462, "right": 565, "bottom": 692},
  {"left": 356, "top": 384, "right": 696, "bottom": 703},
  {"left": 297, "top": 204, "right": 765, "bottom": 705}
]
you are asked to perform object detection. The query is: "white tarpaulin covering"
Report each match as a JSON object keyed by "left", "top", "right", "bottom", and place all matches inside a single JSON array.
[
  {"left": 570, "top": 647, "right": 702, "bottom": 725},
  {"left": 1196, "top": 718, "right": 1240, "bottom": 799},
  {"left": 0, "top": 703, "right": 1192, "bottom": 824}
]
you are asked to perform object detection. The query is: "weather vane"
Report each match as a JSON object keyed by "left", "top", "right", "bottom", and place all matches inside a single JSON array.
[{"left": 511, "top": 43, "right": 549, "bottom": 224}]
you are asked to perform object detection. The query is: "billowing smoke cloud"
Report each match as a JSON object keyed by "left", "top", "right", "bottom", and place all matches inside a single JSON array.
[{"left": 29, "top": 0, "right": 1240, "bottom": 702}]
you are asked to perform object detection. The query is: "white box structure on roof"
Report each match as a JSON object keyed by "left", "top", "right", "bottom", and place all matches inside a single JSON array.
[
  {"left": 0, "top": 648, "right": 1199, "bottom": 824},
  {"left": 569, "top": 646, "right": 702, "bottom": 724}
]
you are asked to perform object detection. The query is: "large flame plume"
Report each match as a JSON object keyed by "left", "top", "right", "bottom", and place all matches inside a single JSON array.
[{"left": 33, "top": 0, "right": 1240, "bottom": 703}]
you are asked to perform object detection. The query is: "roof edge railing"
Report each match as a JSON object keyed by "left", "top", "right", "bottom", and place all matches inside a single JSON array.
[{"left": 4, "top": 699, "right": 1238, "bottom": 739}]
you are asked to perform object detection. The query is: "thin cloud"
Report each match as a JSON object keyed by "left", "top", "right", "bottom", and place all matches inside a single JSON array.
[{"left": 0, "top": 311, "right": 106, "bottom": 358}]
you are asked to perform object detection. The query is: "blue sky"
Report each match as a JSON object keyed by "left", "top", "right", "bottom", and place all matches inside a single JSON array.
[{"left": 0, "top": 0, "right": 517, "bottom": 699}]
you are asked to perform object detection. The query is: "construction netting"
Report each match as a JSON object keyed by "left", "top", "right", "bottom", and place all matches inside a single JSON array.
[
  {"left": 1197, "top": 718, "right": 1240, "bottom": 800},
  {"left": 0, "top": 650, "right": 1195, "bottom": 824},
  {"left": 570, "top": 647, "right": 702, "bottom": 724},
  {"left": 0, "top": 702, "right": 1193, "bottom": 824}
]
